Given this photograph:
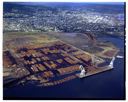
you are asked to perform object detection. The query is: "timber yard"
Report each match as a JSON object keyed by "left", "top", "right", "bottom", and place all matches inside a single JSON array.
[
  {"left": 3, "top": 2, "right": 125, "bottom": 99},
  {"left": 3, "top": 32, "right": 119, "bottom": 87}
]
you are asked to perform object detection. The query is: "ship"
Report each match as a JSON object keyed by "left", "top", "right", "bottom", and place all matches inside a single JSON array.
[
  {"left": 79, "top": 65, "right": 87, "bottom": 78},
  {"left": 108, "top": 56, "right": 116, "bottom": 69},
  {"left": 79, "top": 56, "right": 116, "bottom": 78}
]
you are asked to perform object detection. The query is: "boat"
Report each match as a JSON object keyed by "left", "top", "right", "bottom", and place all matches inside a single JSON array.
[
  {"left": 116, "top": 55, "right": 124, "bottom": 58},
  {"left": 79, "top": 65, "right": 87, "bottom": 78},
  {"left": 108, "top": 57, "right": 116, "bottom": 69}
]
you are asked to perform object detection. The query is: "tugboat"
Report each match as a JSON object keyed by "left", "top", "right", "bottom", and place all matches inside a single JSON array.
[{"left": 79, "top": 65, "right": 87, "bottom": 78}]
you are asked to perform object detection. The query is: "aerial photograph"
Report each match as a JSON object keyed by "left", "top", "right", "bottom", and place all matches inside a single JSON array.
[{"left": 3, "top": 2, "right": 125, "bottom": 100}]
